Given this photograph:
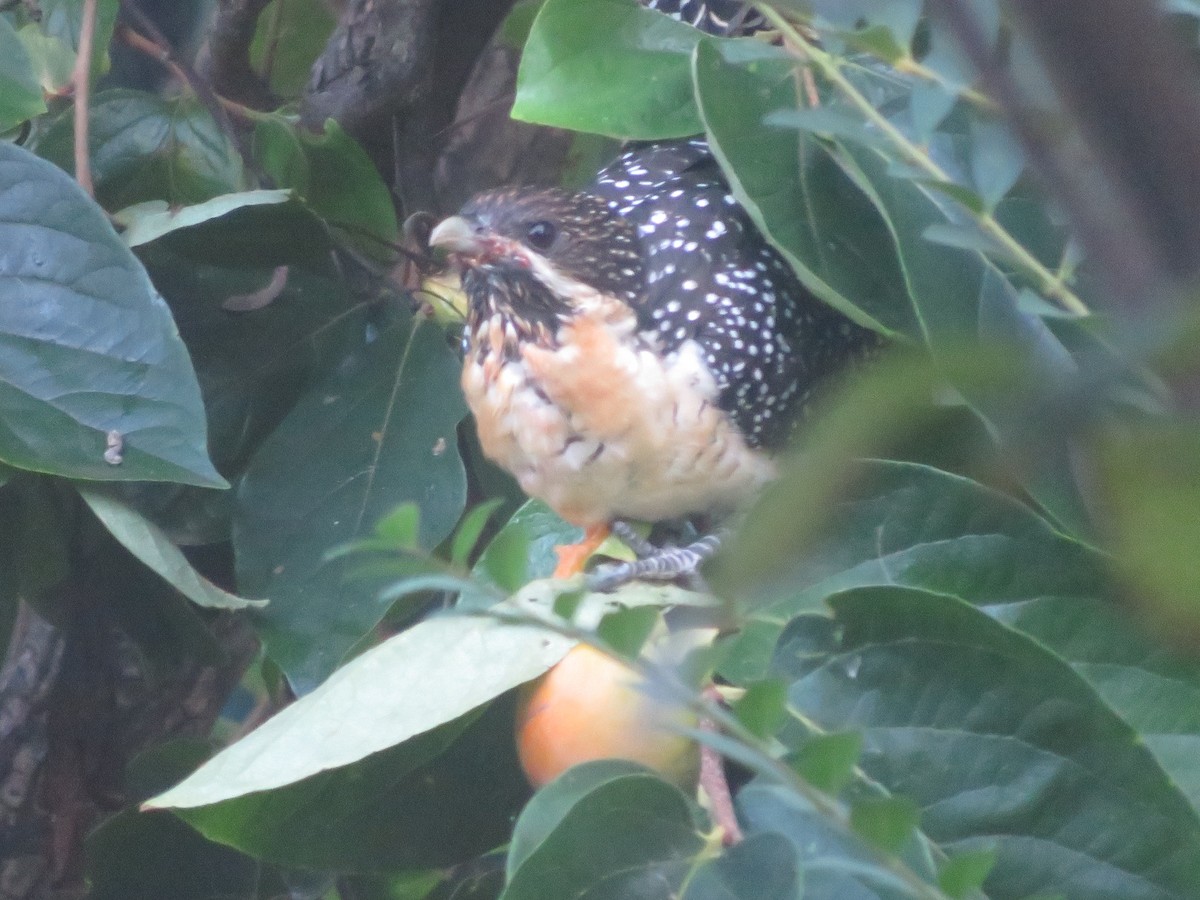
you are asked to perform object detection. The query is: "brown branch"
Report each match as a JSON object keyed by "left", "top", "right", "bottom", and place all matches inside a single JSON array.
[{"left": 71, "top": 0, "right": 98, "bottom": 196}]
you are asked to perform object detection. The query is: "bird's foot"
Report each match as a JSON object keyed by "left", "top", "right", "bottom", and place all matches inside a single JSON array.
[
  {"left": 586, "top": 533, "right": 723, "bottom": 593},
  {"left": 609, "top": 520, "right": 658, "bottom": 559},
  {"left": 552, "top": 524, "right": 611, "bottom": 579}
]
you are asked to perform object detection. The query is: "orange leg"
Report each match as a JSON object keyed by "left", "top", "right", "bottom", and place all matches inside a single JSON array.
[{"left": 553, "top": 524, "right": 610, "bottom": 579}]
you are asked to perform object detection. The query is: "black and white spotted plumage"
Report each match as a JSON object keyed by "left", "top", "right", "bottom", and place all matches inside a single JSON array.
[
  {"left": 589, "top": 138, "right": 872, "bottom": 449},
  {"left": 641, "top": 0, "right": 767, "bottom": 36},
  {"left": 430, "top": 138, "right": 877, "bottom": 532}
]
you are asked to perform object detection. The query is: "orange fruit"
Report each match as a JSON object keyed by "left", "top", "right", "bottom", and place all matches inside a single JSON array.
[{"left": 515, "top": 644, "right": 699, "bottom": 788}]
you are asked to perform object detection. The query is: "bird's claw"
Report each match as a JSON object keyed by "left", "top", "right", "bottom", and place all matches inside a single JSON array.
[{"left": 586, "top": 533, "right": 724, "bottom": 592}]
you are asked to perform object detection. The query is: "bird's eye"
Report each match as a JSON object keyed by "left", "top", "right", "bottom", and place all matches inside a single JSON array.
[{"left": 525, "top": 220, "right": 558, "bottom": 251}]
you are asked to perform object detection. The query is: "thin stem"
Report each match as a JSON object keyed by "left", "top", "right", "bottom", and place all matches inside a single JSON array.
[
  {"left": 72, "top": 0, "right": 98, "bottom": 196},
  {"left": 758, "top": 5, "right": 1090, "bottom": 317}
]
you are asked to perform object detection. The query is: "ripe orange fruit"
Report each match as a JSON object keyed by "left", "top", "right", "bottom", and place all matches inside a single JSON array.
[{"left": 515, "top": 643, "right": 699, "bottom": 788}]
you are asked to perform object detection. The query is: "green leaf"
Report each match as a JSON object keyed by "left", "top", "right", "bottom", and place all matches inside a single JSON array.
[
  {"left": 146, "top": 605, "right": 574, "bottom": 810},
  {"left": 681, "top": 831, "right": 803, "bottom": 900},
  {"left": 450, "top": 498, "right": 506, "bottom": 567},
  {"left": 15, "top": 23, "right": 75, "bottom": 97},
  {"left": 0, "top": 141, "right": 224, "bottom": 487},
  {"left": 503, "top": 761, "right": 704, "bottom": 900},
  {"left": 788, "top": 731, "right": 862, "bottom": 795},
  {"left": 0, "top": 17, "right": 46, "bottom": 129},
  {"left": 34, "top": 89, "right": 244, "bottom": 209},
  {"left": 86, "top": 809, "right": 257, "bottom": 899},
  {"left": 465, "top": 500, "right": 583, "bottom": 606},
  {"left": 513, "top": 0, "right": 705, "bottom": 139},
  {"left": 969, "top": 117, "right": 1024, "bottom": 209},
  {"left": 170, "top": 699, "right": 530, "bottom": 871},
  {"left": 693, "top": 37, "right": 915, "bottom": 334},
  {"left": 143, "top": 250, "right": 357, "bottom": 472},
  {"left": 736, "top": 782, "right": 938, "bottom": 898},
  {"left": 731, "top": 679, "right": 788, "bottom": 740},
  {"left": 252, "top": 112, "right": 311, "bottom": 194},
  {"left": 726, "top": 460, "right": 1102, "bottom": 614},
  {"left": 39, "top": 0, "right": 119, "bottom": 78},
  {"left": 234, "top": 315, "right": 467, "bottom": 690},
  {"left": 596, "top": 604, "right": 661, "bottom": 658},
  {"left": 728, "top": 458, "right": 1200, "bottom": 816},
  {"left": 507, "top": 759, "right": 655, "bottom": 875},
  {"left": 85, "top": 740, "right": 257, "bottom": 900},
  {"left": 296, "top": 119, "right": 398, "bottom": 251},
  {"left": 773, "top": 587, "right": 1200, "bottom": 897},
  {"left": 849, "top": 796, "right": 920, "bottom": 854},
  {"left": 937, "top": 849, "right": 997, "bottom": 899},
  {"left": 1092, "top": 422, "right": 1200, "bottom": 638},
  {"left": 249, "top": 0, "right": 337, "bottom": 98},
  {"left": 78, "top": 486, "right": 263, "bottom": 610},
  {"left": 809, "top": 0, "right": 922, "bottom": 49},
  {"left": 114, "top": 189, "right": 294, "bottom": 247}
]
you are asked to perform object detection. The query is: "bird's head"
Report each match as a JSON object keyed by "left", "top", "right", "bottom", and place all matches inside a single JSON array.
[{"left": 429, "top": 188, "right": 644, "bottom": 321}]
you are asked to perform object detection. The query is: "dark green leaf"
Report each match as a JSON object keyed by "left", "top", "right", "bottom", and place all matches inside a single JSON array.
[
  {"left": 0, "top": 17, "right": 46, "bottom": 129},
  {"left": 145, "top": 250, "right": 358, "bottom": 472},
  {"left": 34, "top": 89, "right": 244, "bottom": 209},
  {"left": 234, "top": 315, "right": 467, "bottom": 690},
  {"left": 773, "top": 587, "right": 1200, "bottom": 897},
  {"left": 513, "top": 0, "right": 704, "bottom": 139},
  {"left": 503, "top": 762, "right": 704, "bottom": 900},
  {"left": 86, "top": 810, "right": 257, "bottom": 900},
  {"left": 79, "top": 486, "right": 263, "bottom": 609},
  {"left": 0, "top": 141, "right": 224, "bottom": 487},
  {"left": 682, "top": 831, "right": 803, "bottom": 900},
  {"left": 694, "top": 37, "right": 915, "bottom": 334},
  {"left": 86, "top": 740, "right": 257, "bottom": 900},
  {"left": 294, "top": 119, "right": 398, "bottom": 252},
  {"left": 252, "top": 113, "right": 312, "bottom": 194},
  {"left": 736, "top": 783, "right": 937, "bottom": 899},
  {"left": 171, "top": 699, "right": 530, "bottom": 871}
]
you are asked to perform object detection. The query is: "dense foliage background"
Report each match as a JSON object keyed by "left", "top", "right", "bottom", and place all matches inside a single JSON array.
[{"left": 2, "top": 0, "right": 1200, "bottom": 897}]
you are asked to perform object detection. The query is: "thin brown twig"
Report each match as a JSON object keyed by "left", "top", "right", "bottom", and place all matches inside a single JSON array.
[
  {"left": 117, "top": 25, "right": 265, "bottom": 123},
  {"left": 116, "top": 25, "right": 190, "bottom": 92},
  {"left": 72, "top": 0, "right": 98, "bottom": 196},
  {"left": 699, "top": 685, "right": 743, "bottom": 845},
  {"left": 116, "top": 0, "right": 244, "bottom": 156}
]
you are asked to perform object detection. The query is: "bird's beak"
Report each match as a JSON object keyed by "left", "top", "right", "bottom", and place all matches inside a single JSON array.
[{"left": 428, "top": 215, "right": 481, "bottom": 254}]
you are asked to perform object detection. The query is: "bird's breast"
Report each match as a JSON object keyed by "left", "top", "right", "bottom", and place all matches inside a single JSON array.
[{"left": 462, "top": 306, "right": 774, "bottom": 527}]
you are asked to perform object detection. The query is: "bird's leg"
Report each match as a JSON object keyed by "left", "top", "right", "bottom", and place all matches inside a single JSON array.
[
  {"left": 610, "top": 520, "right": 658, "bottom": 558},
  {"left": 552, "top": 523, "right": 611, "bottom": 579},
  {"left": 585, "top": 532, "right": 724, "bottom": 593}
]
